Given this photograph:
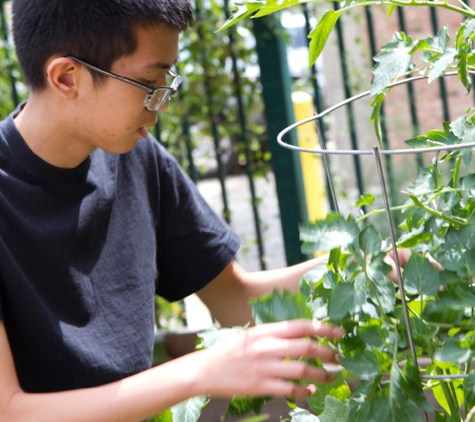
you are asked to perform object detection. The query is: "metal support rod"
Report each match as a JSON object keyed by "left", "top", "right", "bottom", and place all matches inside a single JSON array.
[
  {"left": 373, "top": 145, "right": 418, "bottom": 366},
  {"left": 315, "top": 119, "right": 340, "bottom": 214}
]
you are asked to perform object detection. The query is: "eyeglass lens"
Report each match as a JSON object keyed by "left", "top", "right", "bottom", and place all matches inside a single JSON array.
[{"left": 146, "top": 88, "right": 173, "bottom": 111}]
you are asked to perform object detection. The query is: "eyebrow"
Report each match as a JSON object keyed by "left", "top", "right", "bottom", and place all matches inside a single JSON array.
[{"left": 143, "top": 58, "right": 179, "bottom": 70}]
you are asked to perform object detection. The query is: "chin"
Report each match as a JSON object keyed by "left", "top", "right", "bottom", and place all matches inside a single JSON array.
[{"left": 101, "top": 138, "right": 140, "bottom": 155}]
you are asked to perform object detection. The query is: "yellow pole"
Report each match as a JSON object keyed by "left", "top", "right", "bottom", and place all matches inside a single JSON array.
[{"left": 292, "top": 91, "right": 328, "bottom": 222}]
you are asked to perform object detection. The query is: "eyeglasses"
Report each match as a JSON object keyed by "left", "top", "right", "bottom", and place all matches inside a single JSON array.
[{"left": 65, "top": 55, "right": 183, "bottom": 112}]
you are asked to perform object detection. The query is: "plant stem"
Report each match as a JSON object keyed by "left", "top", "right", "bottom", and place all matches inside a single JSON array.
[
  {"left": 435, "top": 367, "right": 462, "bottom": 420},
  {"left": 407, "top": 193, "right": 468, "bottom": 226},
  {"left": 333, "top": 0, "right": 475, "bottom": 20},
  {"left": 452, "top": 155, "right": 462, "bottom": 187},
  {"left": 356, "top": 205, "right": 411, "bottom": 224}
]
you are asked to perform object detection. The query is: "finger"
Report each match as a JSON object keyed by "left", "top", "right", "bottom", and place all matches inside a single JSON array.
[
  {"left": 267, "top": 338, "right": 339, "bottom": 363},
  {"left": 265, "top": 360, "right": 336, "bottom": 384},
  {"left": 251, "top": 319, "right": 344, "bottom": 341},
  {"left": 258, "top": 379, "right": 323, "bottom": 399}
]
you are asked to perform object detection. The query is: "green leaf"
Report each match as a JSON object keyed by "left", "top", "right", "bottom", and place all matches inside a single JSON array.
[
  {"left": 355, "top": 194, "right": 375, "bottom": 208},
  {"left": 319, "top": 396, "right": 349, "bottom": 422},
  {"left": 370, "top": 92, "right": 387, "bottom": 144},
  {"left": 340, "top": 348, "right": 381, "bottom": 379},
  {"left": 457, "top": 46, "right": 472, "bottom": 92},
  {"left": 365, "top": 259, "right": 395, "bottom": 314},
  {"left": 422, "top": 300, "right": 464, "bottom": 326},
  {"left": 171, "top": 396, "right": 209, "bottom": 422},
  {"left": 371, "top": 32, "right": 412, "bottom": 95},
  {"left": 434, "top": 339, "right": 472, "bottom": 363},
  {"left": 388, "top": 363, "right": 425, "bottom": 421},
  {"left": 308, "top": 380, "right": 351, "bottom": 415},
  {"left": 328, "top": 278, "right": 366, "bottom": 321},
  {"left": 197, "top": 325, "right": 248, "bottom": 349},
  {"left": 434, "top": 225, "right": 475, "bottom": 277},
  {"left": 360, "top": 225, "right": 383, "bottom": 257},
  {"left": 289, "top": 407, "right": 320, "bottom": 421},
  {"left": 402, "top": 252, "right": 441, "bottom": 296},
  {"left": 403, "top": 365, "right": 434, "bottom": 411},
  {"left": 428, "top": 49, "right": 457, "bottom": 83},
  {"left": 224, "top": 397, "right": 270, "bottom": 419},
  {"left": 387, "top": 3, "right": 396, "bottom": 17},
  {"left": 253, "top": 0, "right": 303, "bottom": 17},
  {"left": 308, "top": 9, "right": 343, "bottom": 66},
  {"left": 150, "top": 409, "right": 173, "bottom": 422},
  {"left": 251, "top": 289, "right": 312, "bottom": 324},
  {"left": 359, "top": 323, "right": 389, "bottom": 350},
  {"left": 300, "top": 213, "right": 360, "bottom": 254},
  {"left": 218, "top": 2, "right": 265, "bottom": 31}
]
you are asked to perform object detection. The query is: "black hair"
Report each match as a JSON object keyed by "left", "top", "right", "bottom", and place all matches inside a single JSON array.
[{"left": 11, "top": 0, "right": 194, "bottom": 91}]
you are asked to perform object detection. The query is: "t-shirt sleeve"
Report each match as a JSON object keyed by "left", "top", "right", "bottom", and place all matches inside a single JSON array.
[{"left": 154, "top": 143, "right": 240, "bottom": 302}]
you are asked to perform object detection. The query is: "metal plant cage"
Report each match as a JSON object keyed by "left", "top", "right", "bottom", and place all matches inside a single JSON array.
[{"left": 278, "top": 71, "right": 475, "bottom": 389}]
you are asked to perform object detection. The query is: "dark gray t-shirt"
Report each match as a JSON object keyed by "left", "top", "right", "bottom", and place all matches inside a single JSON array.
[{"left": 0, "top": 108, "right": 239, "bottom": 393}]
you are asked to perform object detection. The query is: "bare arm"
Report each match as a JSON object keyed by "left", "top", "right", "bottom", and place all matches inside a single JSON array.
[
  {"left": 197, "top": 257, "right": 328, "bottom": 327},
  {"left": 0, "top": 318, "right": 342, "bottom": 422}
]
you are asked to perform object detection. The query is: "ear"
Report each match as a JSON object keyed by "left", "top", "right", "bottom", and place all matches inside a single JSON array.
[{"left": 45, "top": 57, "right": 83, "bottom": 100}]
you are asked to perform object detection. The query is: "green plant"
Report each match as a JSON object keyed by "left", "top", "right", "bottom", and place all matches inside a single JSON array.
[{"left": 153, "top": 1, "right": 475, "bottom": 421}]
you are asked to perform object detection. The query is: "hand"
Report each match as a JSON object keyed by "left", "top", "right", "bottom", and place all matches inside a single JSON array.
[
  {"left": 198, "top": 319, "right": 343, "bottom": 399},
  {"left": 384, "top": 248, "right": 443, "bottom": 283}
]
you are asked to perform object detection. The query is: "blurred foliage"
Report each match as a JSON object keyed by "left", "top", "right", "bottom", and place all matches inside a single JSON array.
[
  {"left": 0, "top": 39, "right": 27, "bottom": 119},
  {"left": 158, "top": 0, "right": 269, "bottom": 179}
]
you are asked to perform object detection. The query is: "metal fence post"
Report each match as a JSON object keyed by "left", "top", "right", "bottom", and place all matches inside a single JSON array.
[{"left": 252, "top": 15, "right": 308, "bottom": 266}]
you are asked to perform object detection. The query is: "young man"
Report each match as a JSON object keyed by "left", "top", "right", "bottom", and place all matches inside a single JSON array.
[{"left": 0, "top": 1, "right": 343, "bottom": 421}]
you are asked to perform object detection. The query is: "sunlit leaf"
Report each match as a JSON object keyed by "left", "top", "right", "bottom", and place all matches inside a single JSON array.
[
  {"left": 371, "top": 32, "right": 412, "bottom": 95},
  {"left": 289, "top": 407, "right": 320, "bottom": 421},
  {"left": 150, "top": 409, "right": 173, "bottom": 422},
  {"left": 171, "top": 396, "right": 209, "bottom": 422},
  {"left": 254, "top": 0, "right": 303, "bottom": 17},
  {"left": 308, "top": 9, "right": 343, "bottom": 66},
  {"left": 197, "top": 325, "right": 248, "bottom": 349},
  {"left": 300, "top": 213, "right": 360, "bottom": 254},
  {"left": 218, "top": 2, "right": 265, "bottom": 31},
  {"left": 428, "top": 49, "right": 456, "bottom": 83}
]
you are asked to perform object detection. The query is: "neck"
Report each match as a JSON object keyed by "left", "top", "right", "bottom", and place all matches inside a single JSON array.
[{"left": 14, "top": 94, "right": 95, "bottom": 169}]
